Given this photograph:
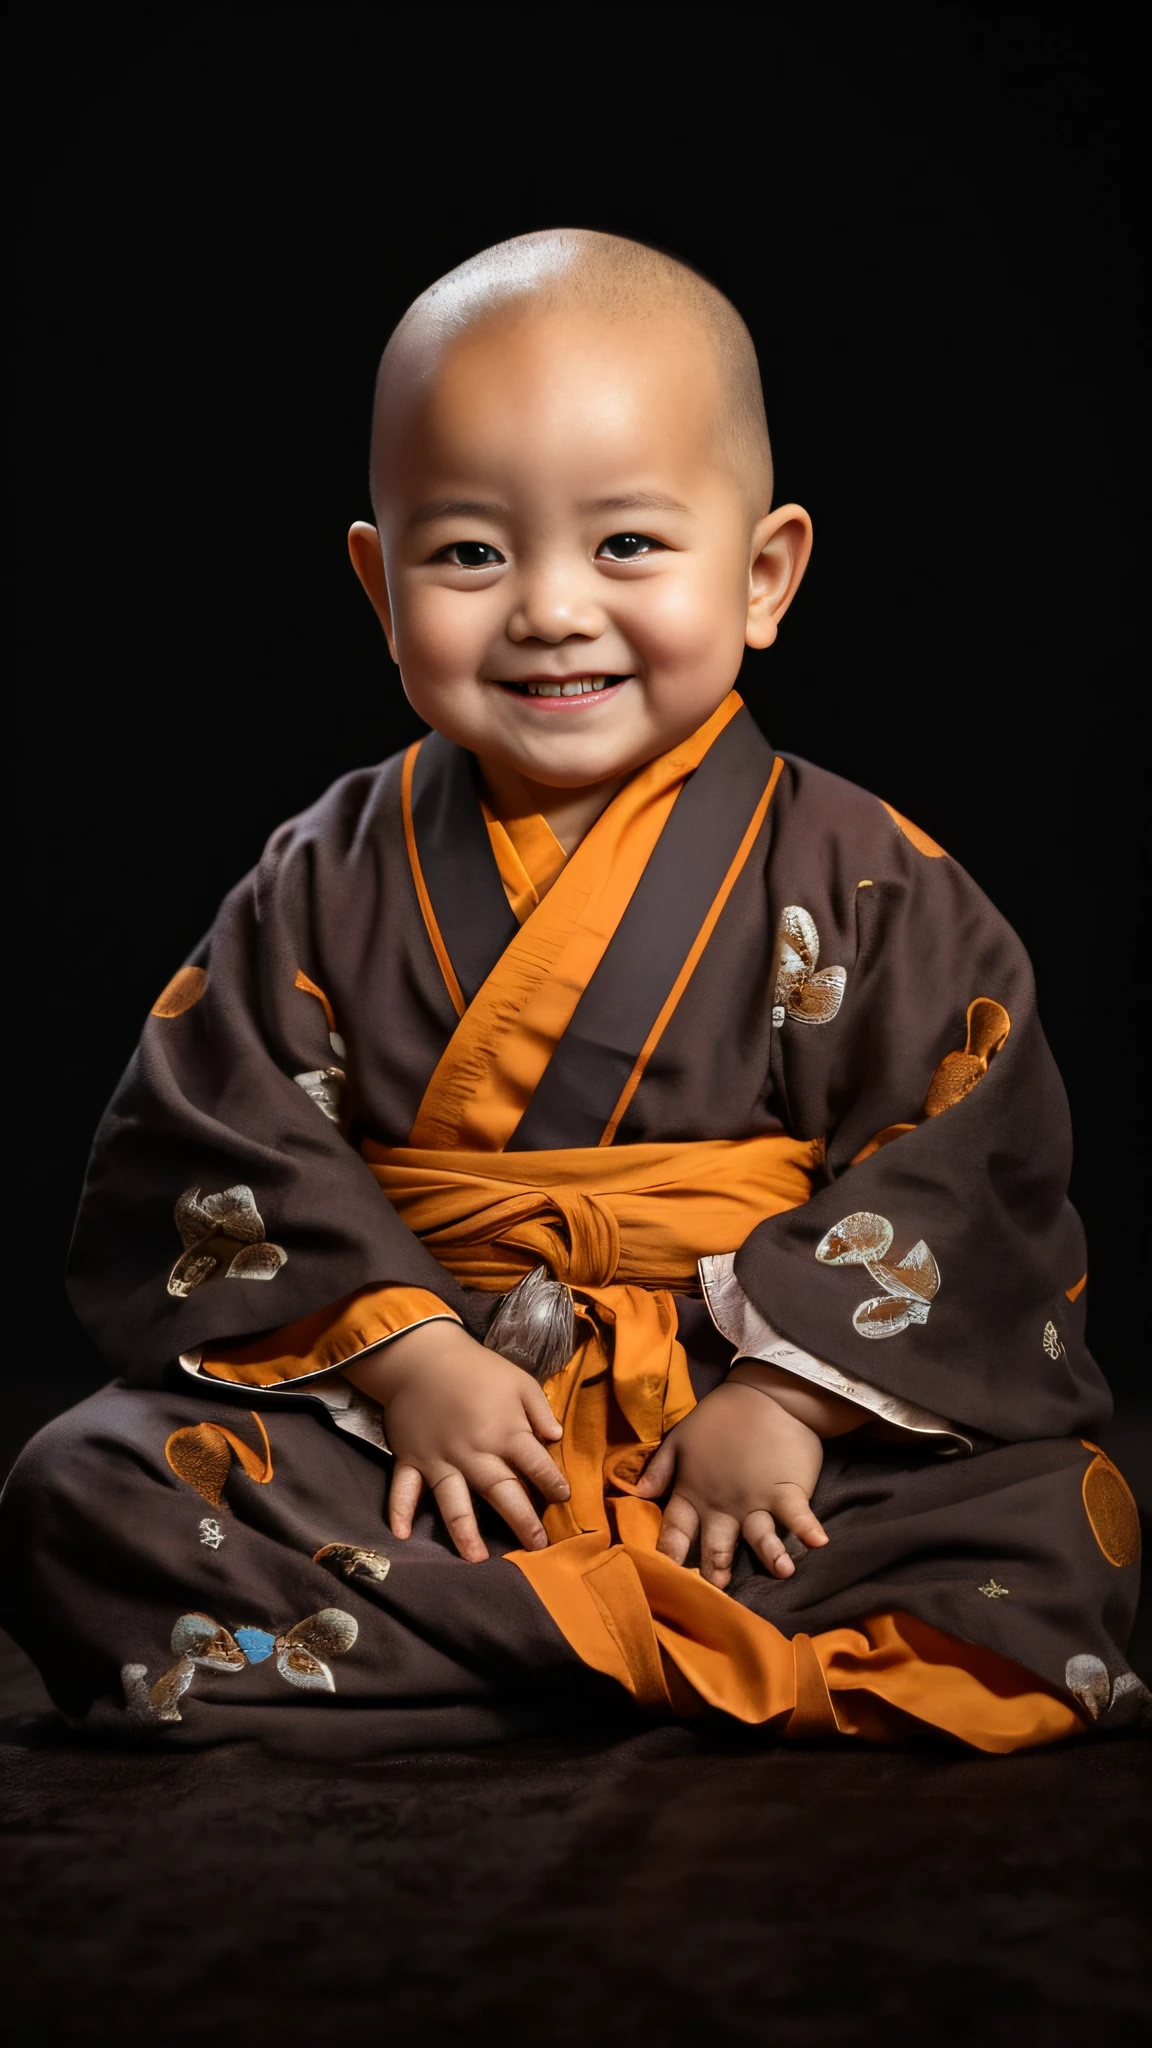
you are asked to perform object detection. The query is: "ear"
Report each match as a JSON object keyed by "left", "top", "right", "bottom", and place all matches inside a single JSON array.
[
  {"left": 745, "top": 504, "right": 813, "bottom": 650},
  {"left": 347, "top": 522, "right": 397, "bottom": 661}
]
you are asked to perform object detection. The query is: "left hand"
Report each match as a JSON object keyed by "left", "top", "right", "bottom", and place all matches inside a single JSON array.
[{"left": 634, "top": 1379, "right": 829, "bottom": 1587}]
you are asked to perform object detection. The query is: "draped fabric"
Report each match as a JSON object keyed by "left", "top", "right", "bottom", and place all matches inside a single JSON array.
[
  {"left": 364, "top": 1137, "right": 1081, "bottom": 1749},
  {"left": 3, "top": 693, "right": 1143, "bottom": 1751}
]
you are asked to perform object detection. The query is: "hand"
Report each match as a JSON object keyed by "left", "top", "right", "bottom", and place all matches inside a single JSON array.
[
  {"left": 343, "top": 1320, "right": 570, "bottom": 1562},
  {"left": 635, "top": 1377, "right": 829, "bottom": 1588}
]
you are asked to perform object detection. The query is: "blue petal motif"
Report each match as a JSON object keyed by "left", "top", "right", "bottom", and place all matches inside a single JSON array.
[{"left": 234, "top": 1626, "right": 276, "bottom": 1664}]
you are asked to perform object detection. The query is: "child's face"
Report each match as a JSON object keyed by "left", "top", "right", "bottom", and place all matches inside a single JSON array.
[{"left": 352, "top": 308, "right": 809, "bottom": 790}]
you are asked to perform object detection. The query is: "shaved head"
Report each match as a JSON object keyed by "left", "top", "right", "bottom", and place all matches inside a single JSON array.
[{"left": 371, "top": 228, "right": 773, "bottom": 515}]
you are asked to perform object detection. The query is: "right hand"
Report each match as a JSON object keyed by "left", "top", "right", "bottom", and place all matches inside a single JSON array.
[{"left": 343, "top": 1320, "right": 570, "bottom": 1562}]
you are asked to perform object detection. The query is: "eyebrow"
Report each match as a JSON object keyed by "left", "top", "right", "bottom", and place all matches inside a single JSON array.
[
  {"left": 406, "top": 491, "right": 692, "bottom": 531},
  {"left": 577, "top": 492, "right": 692, "bottom": 517},
  {"left": 406, "top": 499, "right": 512, "bottom": 531}
]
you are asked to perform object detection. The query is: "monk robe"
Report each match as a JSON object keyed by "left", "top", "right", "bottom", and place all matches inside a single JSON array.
[{"left": 2, "top": 692, "right": 1145, "bottom": 1756}]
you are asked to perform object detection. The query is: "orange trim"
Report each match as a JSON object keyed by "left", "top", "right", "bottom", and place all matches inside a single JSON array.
[
  {"left": 599, "top": 754, "right": 785, "bottom": 1145},
  {"left": 408, "top": 692, "right": 744, "bottom": 1152},
  {"left": 481, "top": 801, "right": 568, "bottom": 923},
  {"left": 400, "top": 740, "right": 466, "bottom": 1019},
  {"left": 293, "top": 969, "right": 336, "bottom": 1036},
  {"left": 850, "top": 1122, "right": 916, "bottom": 1166},
  {"left": 880, "top": 799, "right": 948, "bottom": 859},
  {"left": 1066, "top": 1272, "right": 1087, "bottom": 1304},
  {"left": 199, "top": 1284, "right": 459, "bottom": 1387}
]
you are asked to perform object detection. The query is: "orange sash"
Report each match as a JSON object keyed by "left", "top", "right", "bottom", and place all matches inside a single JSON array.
[
  {"left": 364, "top": 1136, "right": 1078, "bottom": 1750},
  {"left": 362, "top": 1132, "right": 820, "bottom": 1513}
]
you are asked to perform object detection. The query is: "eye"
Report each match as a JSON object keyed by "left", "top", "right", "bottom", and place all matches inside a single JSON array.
[
  {"left": 435, "top": 541, "right": 506, "bottom": 568},
  {"left": 596, "top": 532, "right": 663, "bottom": 561}
]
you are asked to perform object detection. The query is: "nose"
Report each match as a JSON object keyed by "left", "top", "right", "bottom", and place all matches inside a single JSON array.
[{"left": 506, "top": 557, "right": 607, "bottom": 645}]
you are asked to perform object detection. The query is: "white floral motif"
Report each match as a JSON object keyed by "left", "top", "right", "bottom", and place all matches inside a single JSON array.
[
  {"left": 773, "top": 906, "right": 847, "bottom": 1028},
  {"left": 815, "top": 1212, "right": 941, "bottom": 1339},
  {"left": 198, "top": 1517, "right": 224, "bottom": 1550},
  {"left": 294, "top": 1067, "right": 346, "bottom": 1124},
  {"left": 167, "top": 1184, "right": 287, "bottom": 1298},
  {"left": 1064, "top": 1654, "right": 1152, "bottom": 1730},
  {"left": 1042, "top": 1320, "right": 1064, "bottom": 1361}
]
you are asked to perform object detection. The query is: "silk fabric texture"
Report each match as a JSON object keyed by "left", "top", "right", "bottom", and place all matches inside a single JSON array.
[
  {"left": 360, "top": 704, "right": 1078, "bottom": 1750},
  {"left": 52, "top": 688, "right": 1132, "bottom": 1746}
]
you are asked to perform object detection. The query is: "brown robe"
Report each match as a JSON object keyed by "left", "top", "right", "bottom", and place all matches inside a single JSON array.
[{"left": 1, "top": 694, "right": 1144, "bottom": 1751}]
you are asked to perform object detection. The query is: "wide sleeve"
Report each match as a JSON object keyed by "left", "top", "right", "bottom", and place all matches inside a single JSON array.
[
  {"left": 735, "top": 779, "right": 1111, "bottom": 1443},
  {"left": 196, "top": 1284, "right": 460, "bottom": 1388},
  {"left": 66, "top": 776, "right": 476, "bottom": 1388}
]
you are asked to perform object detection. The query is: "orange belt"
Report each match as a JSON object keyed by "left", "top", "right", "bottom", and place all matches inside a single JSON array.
[{"left": 363, "top": 1133, "right": 1080, "bottom": 1751}]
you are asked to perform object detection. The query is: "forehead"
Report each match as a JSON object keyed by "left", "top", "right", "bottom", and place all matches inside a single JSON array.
[{"left": 376, "top": 305, "right": 727, "bottom": 500}]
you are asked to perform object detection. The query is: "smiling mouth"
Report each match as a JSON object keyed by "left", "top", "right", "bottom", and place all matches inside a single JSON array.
[{"left": 495, "top": 674, "right": 627, "bottom": 698}]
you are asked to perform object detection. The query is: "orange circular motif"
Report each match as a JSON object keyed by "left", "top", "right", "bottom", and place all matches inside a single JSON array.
[
  {"left": 151, "top": 964, "right": 207, "bottom": 1018},
  {"left": 1080, "top": 1444, "right": 1141, "bottom": 1568},
  {"left": 165, "top": 1423, "right": 231, "bottom": 1505},
  {"left": 879, "top": 800, "right": 948, "bottom": 859}
]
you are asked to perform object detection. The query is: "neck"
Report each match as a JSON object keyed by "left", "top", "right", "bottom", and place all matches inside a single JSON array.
[{"left": 478, "top": 756, "right": 629, "bottom": 855}]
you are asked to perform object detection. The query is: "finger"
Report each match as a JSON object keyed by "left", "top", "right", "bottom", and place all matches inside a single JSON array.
[
  {"left": 388, "top": 1462, "right": 424, "bottom": 1538},
  {"left": 655, "top": 1491, "right": 699, "bottom": 1567},
  {"left": 508, "top": 1431, "right": 571, "bottom": 1503},
  {"left": 431, "top": 1469, "right": 489, "bottom": 1562},
  {"left": 519, "top": 1377, "right": 564, "bottom": 1443},
  {"left": 771, "top": 1485, "right": 829, "bottom": 1549},
  {"left": 743, "top": 1508, "right": 792, "bottom": 1580},
  {"left": 483, "top": 1474, "right": 549, "bottom": 1552},
  {"left": 634, "top": 1434, "right": 677, "bottom": 1498},
  {"left": 698, "top": 1511, "right": 741, "bottom": 1590}
]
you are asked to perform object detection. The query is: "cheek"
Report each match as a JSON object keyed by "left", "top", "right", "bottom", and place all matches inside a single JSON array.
[
  {"left": 623, "top": 559, "right": 747, "bottom": 669},
  {"left": 392, "top": 583, "right": 498, "bottom": 684}
]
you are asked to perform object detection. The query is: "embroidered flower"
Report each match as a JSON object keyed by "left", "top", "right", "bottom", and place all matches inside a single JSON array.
[
  {"left": 313, "top": 1543, "right": 392, "bottom": 1583},
  {"left": 1064, "top": 1654, "right": 1152, "bottom": 1730},
  {"left": 164, "top": 1411, "right": 273, "bottom": 1506},
  {"left": 815, "top": 1211, "right": 940, "bottom": 1338},
  {"left": 121, "top": 1606, "right": 358, "bottom": 1725},
  {"left": 294, "top": 1067, "right": 346, "bottom": 1124},
  {"left": 167, "top": 1184, "right": 287, "bottom": 1298},
  {"left": 122, "top": 1612, "right": 246, "bottom": 1724},
  {"left": 772, "top": 906, "right": 846, "bottom": 1028},
  {"left": 922, "top": 998, "right": 1011, "bottom": 1117}
]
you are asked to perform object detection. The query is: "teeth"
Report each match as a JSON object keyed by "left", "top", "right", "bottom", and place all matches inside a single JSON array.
[{"left": 518, "top": 676, "right": 612, "bottom": 697}]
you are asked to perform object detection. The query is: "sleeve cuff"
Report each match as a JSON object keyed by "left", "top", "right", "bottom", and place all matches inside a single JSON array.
[
  {"left": 698, "top": 1253, "right": 971, "bottom": 1455},
  {"left": 188, "top": 1285, "right": 460, "bottom": 1389}
]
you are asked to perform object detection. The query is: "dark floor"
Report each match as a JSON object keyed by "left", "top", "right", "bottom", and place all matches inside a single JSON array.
[{"left": 3, "top": 1382, "right": 1150, "bottom": 2044}]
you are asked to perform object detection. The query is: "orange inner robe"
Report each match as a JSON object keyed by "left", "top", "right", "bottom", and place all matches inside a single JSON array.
[{"left": 206, "top": 696, "right": 1082, "bottom": 1751}]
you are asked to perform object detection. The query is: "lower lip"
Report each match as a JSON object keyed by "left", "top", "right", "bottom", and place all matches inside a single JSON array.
[{"left": 493, "top": 678, "right": 631, "bottom": 714}]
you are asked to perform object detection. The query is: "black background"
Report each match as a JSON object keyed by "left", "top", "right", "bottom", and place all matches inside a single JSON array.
[{"left": 10, "top": 9, "right": 1145, "bottom": 1404}]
